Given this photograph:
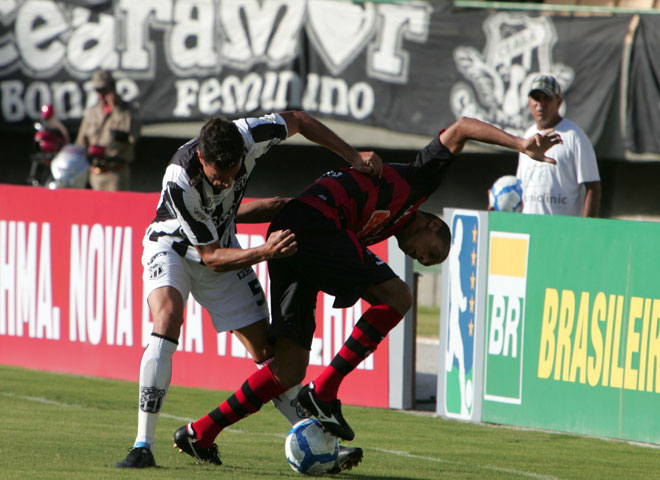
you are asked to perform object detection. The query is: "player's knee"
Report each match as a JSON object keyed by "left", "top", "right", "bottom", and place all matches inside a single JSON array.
[
  {"left": 151, "top": 310, "right": 184, "bottom": 338},
  {"left": 272, "top": 363, "right": 306, "bottom": 389},
  {"left": 270, "top": 342, "right": 309, "bottom": 388},
  {"left": 366, "top": 277, "right": 413, "bottom": 316},
  {"left": 383, "top": 278, "right": 413, "bottom": 316},
  {"left": 393, "top": 282, "right": 413, "bottom": 315}
]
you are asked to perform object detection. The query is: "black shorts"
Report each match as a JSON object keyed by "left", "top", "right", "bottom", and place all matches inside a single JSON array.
[{"left": 267, "top": 201, "right": 396, "bottom": 349}]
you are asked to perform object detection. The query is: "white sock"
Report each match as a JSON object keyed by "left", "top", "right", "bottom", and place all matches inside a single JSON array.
[
  {"left": 254, "top": 357, "right": 308, "bottom": 426},
  {"left": 272, "top": 384, "right": 309, "bottom": 425},
  {"left": 134, "top": 334, "right": 178, "bottom": 451}
]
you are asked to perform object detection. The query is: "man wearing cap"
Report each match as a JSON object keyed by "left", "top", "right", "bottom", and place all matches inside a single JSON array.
[
  {"left": 516, "top": 74, "right": 601, "bottom": 217},
  {"left": 76, "top": 69, "right": 141, "bottom": 191}
]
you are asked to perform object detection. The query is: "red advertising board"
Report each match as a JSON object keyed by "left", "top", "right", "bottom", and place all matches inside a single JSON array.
[{"left": 0, "top": 185, "right": 389, "bottom": 407}]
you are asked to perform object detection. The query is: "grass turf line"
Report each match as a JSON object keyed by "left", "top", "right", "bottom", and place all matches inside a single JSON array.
[{"left": 1, "top": 364, "right": 658, "bottom": 479}]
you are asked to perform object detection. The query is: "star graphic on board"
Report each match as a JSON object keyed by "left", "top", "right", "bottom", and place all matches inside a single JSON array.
[
  {"left": 470, "top": 272, "right": 475, "bottom": 289},
  {"left": 469, "top": 295, "right": 474, "bottom": 313},
  {"left": 471, "top": 248, "right": 476, "bottom": 266},
  {"left": 469, "top": 318, "right": 474, "bottom": 336},
  {"left": 472, "top": 225, "right": 478, "bottom": 243}
]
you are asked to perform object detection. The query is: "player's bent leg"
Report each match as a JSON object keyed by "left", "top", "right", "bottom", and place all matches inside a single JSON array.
[
  {"left": 115, "top": 332, "right": 178, "bottom": 468},
  {"left": 149, "top": 286, "right": 186, "bottom": 339},
  {"left": 173, "top": 424, "right": 222, "bottom": 465},
  {"left": 232, "top": 317, "right": 271, "bottom": 363},
  {"left": 297, "top": 382, "right": 355, "bottom": 441},
  {"left": 272, "top": 384, "right": 307, "bottom": 424},
  {"left": 114, "top": 287, "right": 184, "bottom": 468},
  {"left": 363, "top": 277, "right": 412, "bottom": 317},
  {"left": 270, "top": 337, "right": 310, "bottom": 388},
  {"left": 302, "top": 278, "right": 411, "bottom": 442}
]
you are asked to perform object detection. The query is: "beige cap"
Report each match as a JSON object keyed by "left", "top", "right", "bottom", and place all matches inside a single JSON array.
[{"left": 91, "top": 69, "right": 115, "bottom": 90}]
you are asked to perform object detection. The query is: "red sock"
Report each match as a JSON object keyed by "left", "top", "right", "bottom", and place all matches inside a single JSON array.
[
  {"left": 314, "top": 304, "right": 402, "bottom": 401},
  {"left": 192, "top": 364, "right": 286, "bottom": 448}
]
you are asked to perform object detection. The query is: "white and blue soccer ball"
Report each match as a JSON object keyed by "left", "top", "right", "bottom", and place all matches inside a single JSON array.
[
  {"left": 488, "top": 175, "right": 523, "bottom": 212},
  {"left": 285, "top": 418, "right": 339, "bottom": 475}
]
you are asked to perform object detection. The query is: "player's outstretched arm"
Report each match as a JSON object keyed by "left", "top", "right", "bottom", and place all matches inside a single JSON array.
[
  {"left": 279, "top": 110, "right": 383, "bottom": 176},
  {"left": 236, "top": 196, "right": 292, "bottom": 224},
  {"left": 195, "top": 229, "right": 297, "bottom": 272},
  {"left": 439, "top": 117, "right": 561, "bottom": 164}
]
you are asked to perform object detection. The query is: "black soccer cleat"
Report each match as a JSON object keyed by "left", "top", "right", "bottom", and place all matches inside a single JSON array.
[
  {"left": 297, "top": 383, "right": 355, "bottom": 441},
  {"left": 173, "top": 423, "right": 222, "bottom": 465},
  {"left": 114, "top": 446, "right": 156, "bottom": 468},
  {"left": 330, "top": 445, "right": 363, "bottom": 474}
]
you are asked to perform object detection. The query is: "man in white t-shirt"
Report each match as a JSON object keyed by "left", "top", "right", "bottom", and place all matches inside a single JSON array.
[{"left": 517, "top": 75, "right": 601, "bottom": 217}]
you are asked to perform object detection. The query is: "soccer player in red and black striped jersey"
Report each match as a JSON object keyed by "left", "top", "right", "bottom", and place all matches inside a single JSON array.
[{"left": 181, "top": 117, "right": 561, "bottom": 455}]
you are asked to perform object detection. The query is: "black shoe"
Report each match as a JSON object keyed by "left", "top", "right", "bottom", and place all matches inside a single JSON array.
[
  {"left": 330, "top": 445, "right": 363, "bottom": 474},
  {"left": 173, "top": 423, "right": 222, "bottom": 465},
  {"left": 297, "top": 383, "right": 355, "bottom": 441},
  {"left": 114, "top": 446, "right": 156, "bottom": 468}
]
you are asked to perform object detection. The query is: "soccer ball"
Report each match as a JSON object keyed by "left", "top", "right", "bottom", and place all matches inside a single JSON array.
[
  {"left": 488, "top": 175, "right": 523, "bottom": 212},
  {"left": 285, "top": 418, "right": 339, "bottom": 475}
]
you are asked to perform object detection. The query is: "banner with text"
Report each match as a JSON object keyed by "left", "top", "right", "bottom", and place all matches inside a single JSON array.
[
  {"left": 482, "top": 212, "right": 660, "bottom": 445},
  {"left": 0, "top": 185, "right": 395, "bottom": 408},
  {"left": 0, "top": 1, "right": 642, "bottom": 156}
]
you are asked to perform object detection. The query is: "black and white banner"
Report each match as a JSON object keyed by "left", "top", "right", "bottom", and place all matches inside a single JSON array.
[
  {"left": 0, "top": 1, "right": 651, "bottom": 158},
  {"left": 627, "top": 16, "right": 660, "bottom": 158}
]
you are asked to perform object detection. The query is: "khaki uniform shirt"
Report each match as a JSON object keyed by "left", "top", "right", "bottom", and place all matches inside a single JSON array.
[{"left": 75, "top": 99, "right": 140, "bottom": 164}]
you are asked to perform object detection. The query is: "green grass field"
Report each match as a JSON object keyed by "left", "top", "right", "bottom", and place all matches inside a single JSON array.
[
  {"left": 1, "top": 364, "right": 658, "bottom": 480},
  {"left": 416, "top": 305, "right": 440, "bottom": 338}
]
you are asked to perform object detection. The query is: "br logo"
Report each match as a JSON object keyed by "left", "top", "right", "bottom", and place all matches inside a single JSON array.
[
  {"left": 484, "top": 232, "right": 530, "bottom": 405},
  {"left": 444, "top": 213, "right": 480, "bottom": 419}
]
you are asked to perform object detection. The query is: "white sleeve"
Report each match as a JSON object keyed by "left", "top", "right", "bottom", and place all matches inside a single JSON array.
[
  {"left": 234, "top": 113, "right": 288, "bottom": 161},
  {"left": 162, "top": 165, "right": 219, "bottom": 246}
]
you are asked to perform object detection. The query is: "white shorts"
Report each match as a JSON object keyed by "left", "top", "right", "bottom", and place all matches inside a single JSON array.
[{"left": 142, "top": 236, "right": 269, "bottom": 333}]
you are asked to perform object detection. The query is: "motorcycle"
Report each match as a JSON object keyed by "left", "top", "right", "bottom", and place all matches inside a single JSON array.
[
  {"left": 47, "top": 144, "right": 90, "bottom": 189},
  {"left": 28, "top": 104, "right": 125, "bottom": 190}
]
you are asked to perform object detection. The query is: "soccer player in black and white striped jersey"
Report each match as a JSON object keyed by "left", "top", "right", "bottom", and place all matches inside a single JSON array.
[{"left": 114, "top": 111, "right": 382, "bottom": 470}]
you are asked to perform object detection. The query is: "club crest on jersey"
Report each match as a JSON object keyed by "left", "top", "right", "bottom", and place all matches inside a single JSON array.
[
  {"left": 193, "top": 207, "right": 211, "bottom": 222},
  {"left": 358, "top": 210, "right": 391, "bottom": 238}
]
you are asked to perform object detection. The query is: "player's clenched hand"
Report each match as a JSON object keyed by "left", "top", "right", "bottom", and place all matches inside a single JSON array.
[
  {"left": 265, "top": 229, "right": 297, "bottom": 259},
  {"left": 352, "top": 151, "right": 383, "bottom": 177},
  {"left": 524, "top": 130, "right": 562, "bottom": 164}
]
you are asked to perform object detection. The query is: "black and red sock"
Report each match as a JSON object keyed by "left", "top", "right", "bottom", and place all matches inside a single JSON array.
[
  {"left": 314, "top": 304, "right": 402, "bottom": 402},
  {"left": 192, "top": 363, "right": 286, "bottom": 448}
]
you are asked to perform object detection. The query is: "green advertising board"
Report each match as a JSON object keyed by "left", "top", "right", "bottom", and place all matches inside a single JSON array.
[
  {"left": 437, "top": 209, "right": 488, "bottom": 422},
  {"left": 482, "top": 213, "right": 660, "bottom": 445}
]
